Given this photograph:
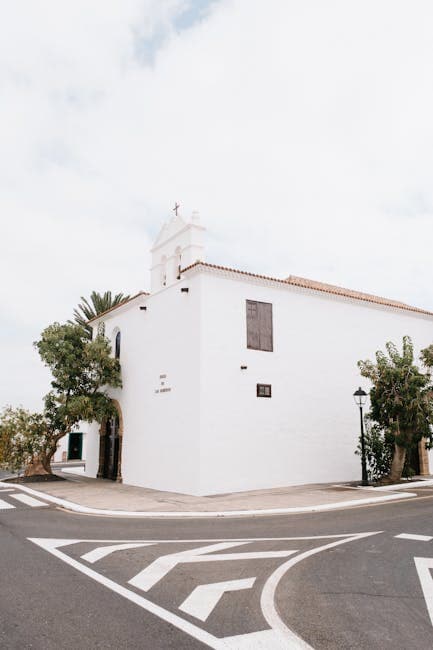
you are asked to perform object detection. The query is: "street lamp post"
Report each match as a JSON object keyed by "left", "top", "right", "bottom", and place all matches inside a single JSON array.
[{"left": 353, "top": 387, "right": 368, "bottom": 486}]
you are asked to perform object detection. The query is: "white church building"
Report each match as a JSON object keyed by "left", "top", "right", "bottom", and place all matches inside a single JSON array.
[{"left": 57, "top": 211, "right": 433, "bottom": 495}]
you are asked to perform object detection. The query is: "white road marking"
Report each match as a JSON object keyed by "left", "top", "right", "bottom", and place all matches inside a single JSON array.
[
  {"left": 81, "top": 543, "right": 154, "bottom": 564},
  {"left": 179, "top": 577, "right": 256, "bottom": 621},
  {"left": 222, "top": 629, "right": 296, "bottom": 648},
  {"left": 28, "top": 533, "right": 383, "bottom": 650},
  {"left": 260, "top": 531, "right": 382, "bottom": 650},
  {"left": 20, "top": 535, "right": 359, "bottom": 543},
  {"left": 9, "top": 493, "right": 48, "bottom": 507},
  {"left": 414, "top": 557, "right": 433, "bottom": 627},
  {"left": 129, "top": 542, "right": 248, "bottom": 591},
  {"left": 128, "top": 542, "right": 296, "bottom": 592},
  {"left": 0, "top": 499, "right": 15, "bottom": 510},
  {"left": 28, "top": 537, "right": 225, "bottom": 650},
  {"left": 395, "top": 533, "right": 433, "bottom": 542},
  {"left": 31, "top": 539, "right": 83, "bottom": 549},
  {"left": 0, "top": 489, "right": 14, "bottom": 493}
]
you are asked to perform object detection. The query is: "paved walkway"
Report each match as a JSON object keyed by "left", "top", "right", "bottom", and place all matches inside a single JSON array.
[{"left": 8, "top": 471, "right": 432, "bottom": 516}]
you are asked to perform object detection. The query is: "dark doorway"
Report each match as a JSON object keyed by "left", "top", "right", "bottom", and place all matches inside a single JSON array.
[
  {"left": 68, "top": 432, "right": 83, "bottom": 460},
  {"left": 103, "top": 415, "right": 120, "bottom": 480},
  {"left": 407, "top": 444, "right": 420, "bottom": 476}
]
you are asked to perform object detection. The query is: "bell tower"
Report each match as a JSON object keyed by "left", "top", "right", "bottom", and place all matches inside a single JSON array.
[{"left": 150, "top": 207, "right": 206, "bottom": 292}]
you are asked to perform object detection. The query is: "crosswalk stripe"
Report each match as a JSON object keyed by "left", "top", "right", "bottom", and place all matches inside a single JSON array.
[
  {"left": 0, "top": 498, "right": 15, "bottom": 510},
  {"left": 9, "top": 493, "right": 48, "bottom": 508},
  {"left": 395, "top": 533, "right": 433, "bottom": 542}
]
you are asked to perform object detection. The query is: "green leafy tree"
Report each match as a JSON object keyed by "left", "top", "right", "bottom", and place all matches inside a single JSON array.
[
  {"left": 355, "top": 418, "right": 394, "bottom": 482},
  {"left": 0, "top": 324, "right": 121, "bottom": 477},
  {"left": 0, "top": 407, "right": 48, "bottom": 474},
  {"left": 70, "top": 291, "right": 129, "bottom": 338},
  {"left": 358, "top": 336, "right": 433, "bottom": 483},
  {"left": 28, "top": 322, "right": 122, "bottom": 475}
]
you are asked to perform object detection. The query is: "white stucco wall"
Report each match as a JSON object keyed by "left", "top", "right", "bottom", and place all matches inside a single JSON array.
[
  {"left": 53, "top": 435, "right": 67, "bottom": 463},
  {"left": 82, "top": 422, "right": 100, "bottom": 476},
  {"left": 196, "top": 268, "right": 433, "bottom": 494},
  {"left": 85, "top": 264, "right": 433, "bottom": 496},
  {"left": 87, "top": 274, "right": 202, "bottom": 494}
]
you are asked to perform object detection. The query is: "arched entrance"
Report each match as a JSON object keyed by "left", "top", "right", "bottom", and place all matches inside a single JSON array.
[
  {"left": 407, "top": 439, "right": 430, "bottom": 477},
  {"left": 407, "top": 444, "right": 420, "bottom": 476},
  {"left": 97, "top": 402, "right": 123, "bottom": 482}
]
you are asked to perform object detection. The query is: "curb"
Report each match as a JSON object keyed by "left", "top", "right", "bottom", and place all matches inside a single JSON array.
[
  {"left": 0, "top": 481, "right": 418, "bottom": 518},
  {"left": 364, "top": 479, "right": 433, "bottom": 492}
]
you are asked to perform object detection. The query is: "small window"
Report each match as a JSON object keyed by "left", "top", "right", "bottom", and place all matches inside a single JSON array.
[
  {"left": 246, "top": 300, "right": 273, "bottom": 351},
  {"left": 115, "top": 331, "right": 121, "bottom": 359},
  {"left": 257, "top": 383, "right": 272, "bottom": 398}
]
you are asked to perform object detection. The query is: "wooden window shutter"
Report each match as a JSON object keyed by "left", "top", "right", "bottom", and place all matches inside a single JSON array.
[
  {"left": 246, "top": 300, "right": 260, "bottom": 349},
  {"left": 258, "top": 302, "right": 273, "bottom": 351},
  {"left": 246, "top": 300, "right": 273, "bottom": 351}
]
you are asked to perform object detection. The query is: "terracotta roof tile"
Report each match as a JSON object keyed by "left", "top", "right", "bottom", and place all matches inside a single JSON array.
[
  {"left": 286, "top": 275, "right": 413, "bottom": 310},
  {"left": 181, "top": 261, "right": 433, "bottom": 317}
]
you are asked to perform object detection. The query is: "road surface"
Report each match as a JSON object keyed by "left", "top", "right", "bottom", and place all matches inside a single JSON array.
[{"left": 1, "top": 484, "right": 433, "bottom": 648}]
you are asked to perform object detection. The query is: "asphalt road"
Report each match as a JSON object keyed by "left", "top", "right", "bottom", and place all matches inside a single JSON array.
[{"left": 2, "top": 486, "right": 433, "bottom": 649}]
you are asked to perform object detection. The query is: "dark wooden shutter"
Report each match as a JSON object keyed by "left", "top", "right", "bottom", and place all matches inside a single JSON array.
[
  {"left": 246, "top": 300, "right": 259, "bottom": 349},
  {"left": 246, "top": 300, "right": 273, "bottom": 351},
  {"left": 258, "top": 302, "right": 273, "bottom": 351}
]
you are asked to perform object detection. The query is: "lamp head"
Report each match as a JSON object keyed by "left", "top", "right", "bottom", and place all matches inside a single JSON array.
[{"left": 353, "top": 386, "right": 367, "bottom": 407}]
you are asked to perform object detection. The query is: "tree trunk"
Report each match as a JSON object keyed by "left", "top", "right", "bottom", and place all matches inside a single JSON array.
[
  {"left": 24, "top": 445, "right": 59, "bottom": 476},
  {"left": 24, "top": 456, "right": 52, "bottom": 477},
  {"left": 382, "top": 443, "right": 406, "bottom": 484},
  {"left": 23, "top": 434, "right": 65, "bottom": 477}
]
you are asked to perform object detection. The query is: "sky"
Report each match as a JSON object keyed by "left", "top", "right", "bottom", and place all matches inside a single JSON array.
[{"left": 2, "top": 0, "right": 433, "bottom": 410}]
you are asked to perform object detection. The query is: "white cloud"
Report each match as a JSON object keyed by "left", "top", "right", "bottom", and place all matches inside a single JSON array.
[{"left": 2, "top": 0, "right": 433, "bottom": 409}]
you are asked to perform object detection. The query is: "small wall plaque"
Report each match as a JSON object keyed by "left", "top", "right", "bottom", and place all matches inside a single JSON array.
[{"left": 155, "top": 373, "right": 172, "bottom": 394}]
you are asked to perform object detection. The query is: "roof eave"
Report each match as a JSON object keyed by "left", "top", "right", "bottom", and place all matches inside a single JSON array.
[
  {"left": 87, "top": 291, "right": 149, "bottom": 325},
  {"left": 181, "top": 262, "right": 433, "bottom": 318}
]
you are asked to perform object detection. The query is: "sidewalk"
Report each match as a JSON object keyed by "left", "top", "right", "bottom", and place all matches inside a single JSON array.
[{"left": 2, "top": 472, "right": 431, "bottom": 517}]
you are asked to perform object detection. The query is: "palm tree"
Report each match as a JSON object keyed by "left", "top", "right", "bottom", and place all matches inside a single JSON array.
[{"left": 71, "top": 291, "right": 130, "bottom": 338}]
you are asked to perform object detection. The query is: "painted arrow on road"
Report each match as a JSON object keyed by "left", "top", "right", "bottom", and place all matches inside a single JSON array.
[
  {"left": 28, "top": 532, "right": 381, "bottom": 650},
  {"left": 179, "top": 577, "right": 256, "bottom": 621},
  {"left": 81, "top": 542, "right": 154, "bottom": 564},
  {"left": 127, "top": 541, "right": 297, "bottom": 592}
]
